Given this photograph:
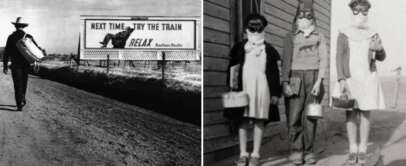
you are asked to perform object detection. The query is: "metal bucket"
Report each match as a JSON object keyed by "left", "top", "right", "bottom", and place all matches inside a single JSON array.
[{"left": 306, "top": 96, "right": 323, "bottom": 119}]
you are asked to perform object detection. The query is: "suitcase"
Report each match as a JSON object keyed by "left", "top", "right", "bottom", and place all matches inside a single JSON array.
[
  {"left": 16, "top": 33, "right": 45, "bottom": 64},
  {"left": 222, "top": 91, "right": 249, "bottom": 108}
]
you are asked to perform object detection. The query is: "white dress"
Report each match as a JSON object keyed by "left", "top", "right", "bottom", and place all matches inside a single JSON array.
[
  {"left": 242, "top": 42, "right": 271, "bottom": 119},
  {"left": 342, "top": 27, "right": 386, "bottom": 110}
]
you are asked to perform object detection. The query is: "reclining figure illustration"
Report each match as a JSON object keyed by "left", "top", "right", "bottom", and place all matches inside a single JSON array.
[{"left": 100, "top": 26, "right": 134, "bottom": 48}]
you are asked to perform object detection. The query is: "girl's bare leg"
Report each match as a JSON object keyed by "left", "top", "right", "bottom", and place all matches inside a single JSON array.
[
  {"left": 359, "top": 111, "right": 371, "bottom": 153},
  {"left": 239, "top": 120, "right": 249, "bottom": 157},
  {"left": 346, "top": 111, "right": 359, "bottom": 153},
  {"left": 251, "top": 120, "right": 265, "bottom": 158}
]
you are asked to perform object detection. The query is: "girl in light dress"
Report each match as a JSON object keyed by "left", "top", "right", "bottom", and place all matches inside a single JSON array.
[{"left": 335, "top": 0, "right": 386, "bottom": 164}]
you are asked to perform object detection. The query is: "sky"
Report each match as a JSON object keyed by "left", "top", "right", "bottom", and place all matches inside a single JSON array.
[
  {"left": 330, "top": 0, "right": 406, "bottom": 77},
  {"left": 0, "top": 0, "right": 201, "bottom": 54}
]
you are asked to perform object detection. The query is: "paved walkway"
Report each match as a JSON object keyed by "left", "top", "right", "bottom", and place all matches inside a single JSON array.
[{"left": 210, "top": 110, "right": 406, "bottom": 166}]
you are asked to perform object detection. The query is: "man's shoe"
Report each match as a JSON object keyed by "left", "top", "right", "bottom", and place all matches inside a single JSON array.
[
  {"left": 99, "top": 42, "right": 107, "bottom": 48},
  {"left": 16, "top": 107, "right": 23, "bottom": 111}
]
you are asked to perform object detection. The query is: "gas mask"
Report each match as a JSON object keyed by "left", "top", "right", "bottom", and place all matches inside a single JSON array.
[
  {"left": 352, "top": 14, "right": 368, "bottom": 28},
  {"left": 296, "top": 10, "right": 314, "bottom": 33},
  {"left": 351, "top": 6, "right": 369, "bottom": 28},
  {"left": 297, "top": 18, "right": 313, "bottom": 31},
  {"left": 246, "top": 19, "right": 265, "bottom": 43}
]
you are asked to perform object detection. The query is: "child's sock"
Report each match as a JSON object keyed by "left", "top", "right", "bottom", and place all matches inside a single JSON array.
[
  {"left": 240, "top": 152, "right": 249, "bottom": 158},
  {"left": 349, "top": 144, "right": 358, "bottom": 153},
  {"left": 250, "top": 152, "right": 260, "bottom": 158}
]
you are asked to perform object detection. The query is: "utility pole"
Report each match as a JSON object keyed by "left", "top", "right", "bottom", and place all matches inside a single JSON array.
[{"left": 392, "top": 66, "right": 402, "bottom": 108}]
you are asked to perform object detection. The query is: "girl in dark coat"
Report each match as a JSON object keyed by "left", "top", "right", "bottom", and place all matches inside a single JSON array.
[{"left": 225, "top": 14, "right": 281, "bottom": 166}]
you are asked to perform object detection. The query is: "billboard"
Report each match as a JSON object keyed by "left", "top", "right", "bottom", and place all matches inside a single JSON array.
[{"left": 80, "top": 16, "right": 201, "bottom": 60}]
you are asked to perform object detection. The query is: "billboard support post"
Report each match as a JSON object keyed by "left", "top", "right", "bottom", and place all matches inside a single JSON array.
[
  {"left": 160, "top": 51, "right": 166, "bottom": 113},
  {"left": 107, "top": 54, "right": 110, "bottom": 73},
  {"left": 161, "top": 51, "right": 166, "bottom": 86}
]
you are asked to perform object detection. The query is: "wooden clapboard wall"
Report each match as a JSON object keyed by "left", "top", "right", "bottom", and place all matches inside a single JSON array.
[{"left": 204, "top": 0, "right": 331, "bottom": 164}]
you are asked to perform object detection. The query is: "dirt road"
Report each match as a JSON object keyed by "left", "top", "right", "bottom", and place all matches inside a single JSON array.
[{"left": 0, "top": 73, "right": 200, "bottom": 166}]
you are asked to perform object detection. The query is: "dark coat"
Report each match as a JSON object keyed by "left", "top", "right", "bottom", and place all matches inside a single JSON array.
[
  {"left": 224, "top": 40, "right": 282, "bottom": 133},
  {"left": 3, "top": 30, "right": 39, "bottom": 69}
]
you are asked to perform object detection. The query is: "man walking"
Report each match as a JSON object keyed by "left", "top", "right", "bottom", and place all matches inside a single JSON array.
[{"left": 3, "top": 17, "right": 42, "bottom": 111}]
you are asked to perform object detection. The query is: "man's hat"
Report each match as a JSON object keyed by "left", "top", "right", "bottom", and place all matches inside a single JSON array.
[
  {"left": 11, "top": 17, "right": 29, "bottom": 27},
  {"left": 125, "top": 26, "right": 134, "bottom": 31}
]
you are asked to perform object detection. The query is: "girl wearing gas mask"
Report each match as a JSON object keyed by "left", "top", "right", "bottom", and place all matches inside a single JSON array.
[
  {"left": 335, "top": 0, "right": 386, "bottom": 164},
  {"left": 281, "top": 1, "right": 328, "bottom": 165},
  {"left": 226, "top": 14, "right": 281, "bottom": 166}
]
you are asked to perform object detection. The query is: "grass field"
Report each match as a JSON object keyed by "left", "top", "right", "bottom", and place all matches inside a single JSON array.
[
  {"left": 42, "top": 58, "right": 201, "bottom": 91},
  {"left": 33, "top": 58, "right": 201, "bottom": 125}
]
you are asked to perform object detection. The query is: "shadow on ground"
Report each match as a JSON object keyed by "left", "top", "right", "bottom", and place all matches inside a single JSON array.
[
  {"left": 209, "top": 110, "right": 406, "bottom": 166},
  {"left": 0, "top": 104, "right": 17, "bottom": 112},
  {"left": 386, "top": 159, "right": 406, "bottom": 166},
  {"left": 316, "top": 110, "right": 406, "bottom": 165}
]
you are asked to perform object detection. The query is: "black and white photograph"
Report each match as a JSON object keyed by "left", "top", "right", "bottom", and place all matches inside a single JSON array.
[
  {"left": 329, "top": 0, "right": 406, "bottom": 165},
  {"left": 204, "top": 0, "right": 406, "bottom": 166},
  {"left": 0, "top": 0, "right": 201, "bottom": 165},
  {"left": 204, "top": 0, "right": 331, "bottom": 165},
  {"left": 4, "top": 0, "right": 406, "bottom": 165}
]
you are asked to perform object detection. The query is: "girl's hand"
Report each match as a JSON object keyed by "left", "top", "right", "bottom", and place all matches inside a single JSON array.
[
  {"left": 283, "top": 82, "right": 293, "bottom": 97},
  {"left": 311, "top": 79, "right": 322, "bottom": 96},
  {"left": 230, "top": 82, "right": 237, "bottom": 90},
  {"left": 339, "top": 79, "right": 346, "bottom": 93},
  {"left": 370, "top": 34, "right": 383, "bottom": 51},
  {"left": 271, "top": 96, "right": 279, "bottom": 105},
  {"left": 339, "top": 79, "right": 351, "bottom": 97}
]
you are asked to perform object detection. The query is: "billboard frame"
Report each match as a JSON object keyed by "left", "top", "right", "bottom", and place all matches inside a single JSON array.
[{"left": 79, "top": 15, "right": 201, "bottom": 61}]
